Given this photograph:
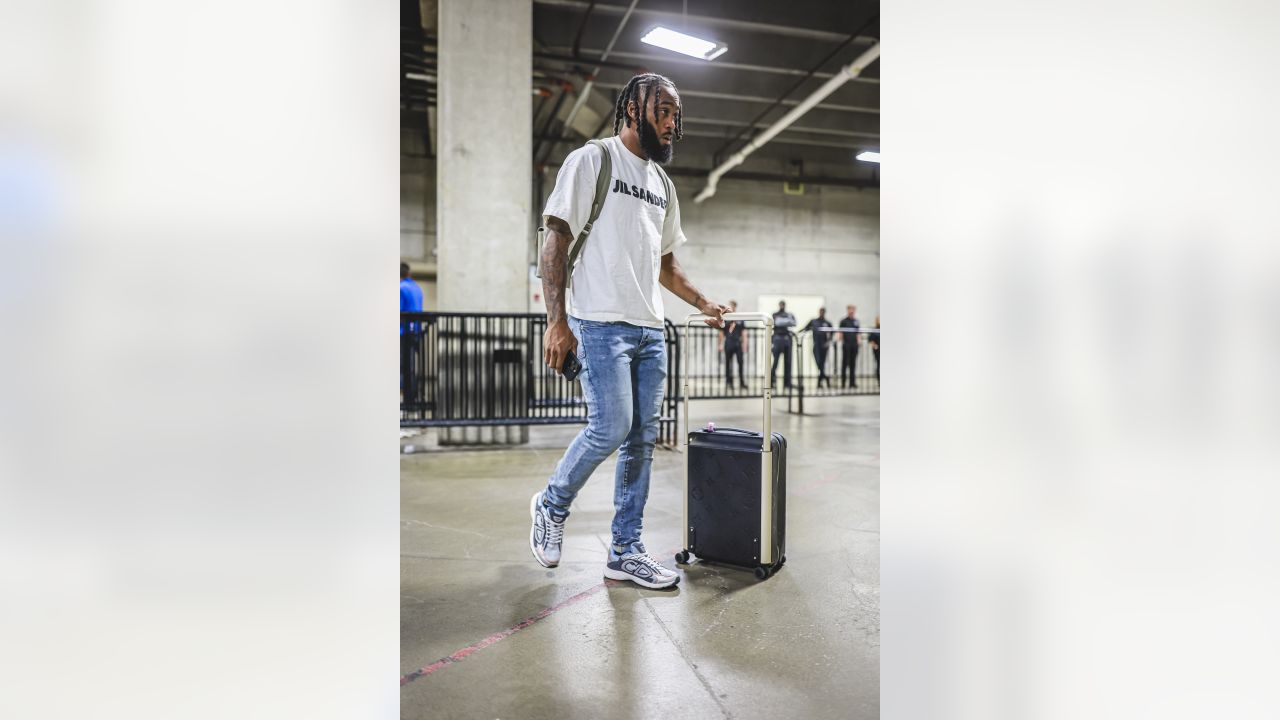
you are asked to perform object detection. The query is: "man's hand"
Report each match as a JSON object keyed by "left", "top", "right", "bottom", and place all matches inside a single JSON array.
[
  {"left": 543, "top": 319, "right": 577, "bottom": 373},
  {"left": 699, "top": 300, "right": 731, "bottom": 328},
  {"left": 659, "top": 253, "right": 730, "bottom": 329}
]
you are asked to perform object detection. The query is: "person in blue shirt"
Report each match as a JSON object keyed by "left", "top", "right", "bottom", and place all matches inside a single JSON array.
[{"left": 400, "top": 263, "right": 424, "bottom": 405}]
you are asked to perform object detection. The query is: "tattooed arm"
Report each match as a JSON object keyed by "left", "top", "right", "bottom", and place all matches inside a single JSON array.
[
  {"left": 660, "top": 251, "right": 729, "bottom": 328},
  {"left": 541, "top": 216, "right": 577, "bottom": 372}
]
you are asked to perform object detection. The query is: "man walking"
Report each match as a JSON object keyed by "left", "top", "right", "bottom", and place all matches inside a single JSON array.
[
  {"left": 839, "top": 304, "right": 861, "bottom": 388},
  {"left": 718, "top": 300, "right": 749, "bottom": 390},
  {"left": 803, "top": 307, "right": 833, "bottom": 388},
  {"left": 531, "top": 73, "right": 729, "bottom": 589},
  {"left": 399, "top": 262, "right": 424, "bottom": 406},
  {"left": 771, "top": 300, "right": 797, "bottom": 389}
]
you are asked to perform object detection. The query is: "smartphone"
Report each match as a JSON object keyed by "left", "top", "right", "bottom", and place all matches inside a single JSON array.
[{"left": 561, "top": 349, "right": 582, "bottom": 381}]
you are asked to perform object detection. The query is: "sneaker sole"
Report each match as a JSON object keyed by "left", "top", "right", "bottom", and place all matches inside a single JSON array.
[
  {"left": 604, "top": 566, "right": 679, "bottom": 589},
  {"left": 529, "top": 492, "right": 557, "bottom": 568}
]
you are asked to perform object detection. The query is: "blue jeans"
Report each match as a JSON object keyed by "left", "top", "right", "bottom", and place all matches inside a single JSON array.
[{"left": 543, "top": 317, "right": 667, "bottom": 554}]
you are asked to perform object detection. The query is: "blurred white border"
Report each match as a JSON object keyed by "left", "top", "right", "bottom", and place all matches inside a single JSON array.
[
  {"left": 884, "top": 1, "right": 1280, "bottom": 718},
  {"left": 1, "top": 1, "right": 399, "bottom": 717}
]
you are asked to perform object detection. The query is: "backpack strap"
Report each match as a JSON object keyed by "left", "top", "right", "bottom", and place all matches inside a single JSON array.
[
  {"left": 653, "top": 162, "right": 675, "bottom": 217},
  {"left": 565, "top": 139, "right": 612, "bottom": 287}
]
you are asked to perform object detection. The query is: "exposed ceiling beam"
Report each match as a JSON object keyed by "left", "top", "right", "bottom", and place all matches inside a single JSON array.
[
  {"left": 553, "top": 0, "right": 641, "bottom": 163},
  {"left": 653, "top": 166, "right": 879, "bottom": 190},
  {"left": 710, "top": 14, "right": 878, "bottom": 160},
  {"left": 592, "top": 82, "right": 879, "bottom": 115},
  {"left": 534, "top": 0, "right": 877, "bottom": 44},
  {"left": 695, "top": 42, "right": 881, "bottom": 203},
  {"left": 534, "top": 131, "right": 869, "bottom": 152},
  {"left": 534, "top": 51, "right": 642, "bottom": 74},
  {"left": 677, "top": 130, "right": 870, "bottom": 151},
  {"left": 681, "top": 117, "right": 879, "bottom": 140},
  {"left": 546, "top": 46, "right": 879, "bottom": 84},
  {"left": 502, "top": 46, "right": 875, "bottom": 92}
]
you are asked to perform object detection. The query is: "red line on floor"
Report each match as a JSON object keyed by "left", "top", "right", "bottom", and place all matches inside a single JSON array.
[
  {"left": 401, "top": 548, "right": 680, "bottom": 687},
  {"left": 401, "top": 579, "right": 618, "bottom": 686}
]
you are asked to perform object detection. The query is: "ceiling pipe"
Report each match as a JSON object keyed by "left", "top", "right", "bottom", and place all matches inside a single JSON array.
[
  {"left": 548, "top": 46, "right": 880, "bottom": 84},
  {"left": 693, "top": 43, "right": 880, "bottom": 204},
  {"left": 555, "top": 0, "right": 640, "bottom": 151},
  {"left": 571, "top": 0, "right": 597, "bottom": 60},
  {"left": 537, "top": 130, "right": 867, "bottom": 152},
  {"left": 682, "top": 116, "right": 880, "bottom": 140},
  {"left": 590, "top": 83, "right": 879, "bottom": 114},
  {"left": 534, "top": 51, "right": 640, "bottom": 74},
  {"left": 532, "top": 80, "right": 576, "bottom": 163},
  {"left": 710, "top": 15, "right": 878, "bottom": 159}
]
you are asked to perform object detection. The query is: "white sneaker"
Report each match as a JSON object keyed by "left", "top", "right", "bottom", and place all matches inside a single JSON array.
[
  {"left": 530, "top": 491, "right": 566, "bottom": 568},
  {"left": 604, "top": 545, "right": 679, "bottom": 589}
]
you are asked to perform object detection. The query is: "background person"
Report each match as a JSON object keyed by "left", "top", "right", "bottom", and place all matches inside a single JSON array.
[
  {"left": 803, "top": 307, "right": 833, "bottom": 388},
  {"left": 718, "top": 300, "right": 749, "bottom": 390},
  {"left": 400, "top": 262, "right": 424, "bottom": 406},
  {"left": 872, "top": 315, "right": 880, "bottom": 382},
  {"left": 771, "top": 300, "right": 797, "bottom": 389},
  {"left": 839, "top": 304, "right": 861, "bottom": 388}
]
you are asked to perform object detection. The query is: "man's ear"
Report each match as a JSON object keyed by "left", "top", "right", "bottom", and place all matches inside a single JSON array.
[{"left": 626, "top": 100, "right": 637, "bottom": 124}]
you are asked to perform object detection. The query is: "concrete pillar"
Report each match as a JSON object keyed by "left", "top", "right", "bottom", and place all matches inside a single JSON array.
[
  {"left": 436, "top": 0, "right": 531, "bottom": 312},
  {"left": 436, "top": 0, "right": 531, "bottom": 445}
]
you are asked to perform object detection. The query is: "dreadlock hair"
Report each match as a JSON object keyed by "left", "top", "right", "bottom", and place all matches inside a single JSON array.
[{"left": 612, "top": 73, "right": 683, "bottom": 141}]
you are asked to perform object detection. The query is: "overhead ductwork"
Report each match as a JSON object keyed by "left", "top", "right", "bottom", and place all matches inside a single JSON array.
[
  {"left": 693, "top": 43, "right": 880, "bottom": 204},
  {"left": 557, "top": 0, "right": 640, "bottom": 143}
]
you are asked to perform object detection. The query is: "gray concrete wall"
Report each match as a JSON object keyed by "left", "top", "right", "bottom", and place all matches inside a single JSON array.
[
  {"left": 400, "top": 130, "right": 437, "bottom": 310},
  {"left": 659, "top": 177, "right": 880, "bottom": 325},
  {"left": 401, "top": 130, "right": 434, "bottom": 264},
  {"left": 407, "top": 148, "right": 880, "bottom": 319}
]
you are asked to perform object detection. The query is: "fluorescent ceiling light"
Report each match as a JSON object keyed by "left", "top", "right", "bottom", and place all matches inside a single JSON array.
[
  {"left": 641, "top": 26, "right": 728, "bottom": 61},
  {"left": 855, "top": 150, "right": 881, "bottom": 163}
]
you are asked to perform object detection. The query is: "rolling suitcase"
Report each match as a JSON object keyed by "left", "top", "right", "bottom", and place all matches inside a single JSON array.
[{"left": 675, "top": 312, "right": 787, "bottom": 580}]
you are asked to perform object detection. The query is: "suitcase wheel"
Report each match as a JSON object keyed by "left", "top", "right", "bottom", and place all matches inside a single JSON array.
[
  {"left": 754, "top": 566, "right": 770, "bottom": 580},
  {"left": 675, "top": 550, "right": 690, "bottom": 565}
]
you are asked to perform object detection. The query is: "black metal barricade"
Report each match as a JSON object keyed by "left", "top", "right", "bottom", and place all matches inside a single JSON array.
[
  {"left": 677, "top": 324, "right": 881, "bottom": 414},
  {"left": 676, "top": 323, "right": 777, "bottom": 398},
  {"left": 795, "top": 328, "right": 881, "bottom": 397},
  {"left": 400, "top": 312, "right": 878, "bottom": 441},
  {"left": 401, "top": 312, "right": 680, "bottom": 446}
]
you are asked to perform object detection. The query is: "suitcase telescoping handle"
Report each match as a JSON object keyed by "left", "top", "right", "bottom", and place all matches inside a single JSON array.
[{"left": 683, "top": 312, "right": 773, "bottom": 452}]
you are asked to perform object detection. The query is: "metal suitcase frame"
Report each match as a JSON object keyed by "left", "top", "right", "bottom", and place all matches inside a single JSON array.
[{"left": 677, "top": 312, "right": 787, "bottom": 580}]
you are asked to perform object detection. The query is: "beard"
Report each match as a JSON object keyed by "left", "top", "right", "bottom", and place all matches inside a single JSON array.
[{"left": 638, "top": 115, "right": 674, "bottom": 165}]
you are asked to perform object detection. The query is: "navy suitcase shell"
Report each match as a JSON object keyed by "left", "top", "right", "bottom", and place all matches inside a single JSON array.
[
  {"left": 677, "top": 312, "right": 788, "bottom": 580},
  {"left": 684, "top": 428, "right": 787, "bottom": 576}
]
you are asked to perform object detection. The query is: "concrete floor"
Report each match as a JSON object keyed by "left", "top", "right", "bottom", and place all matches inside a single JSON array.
[{"left": 401, "top": 396, "right": 879, "bottom": 720}]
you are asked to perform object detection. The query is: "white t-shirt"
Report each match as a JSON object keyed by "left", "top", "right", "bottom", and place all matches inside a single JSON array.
[{"left": 542, "top": 136, "right": 688, "bottom": 329}]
